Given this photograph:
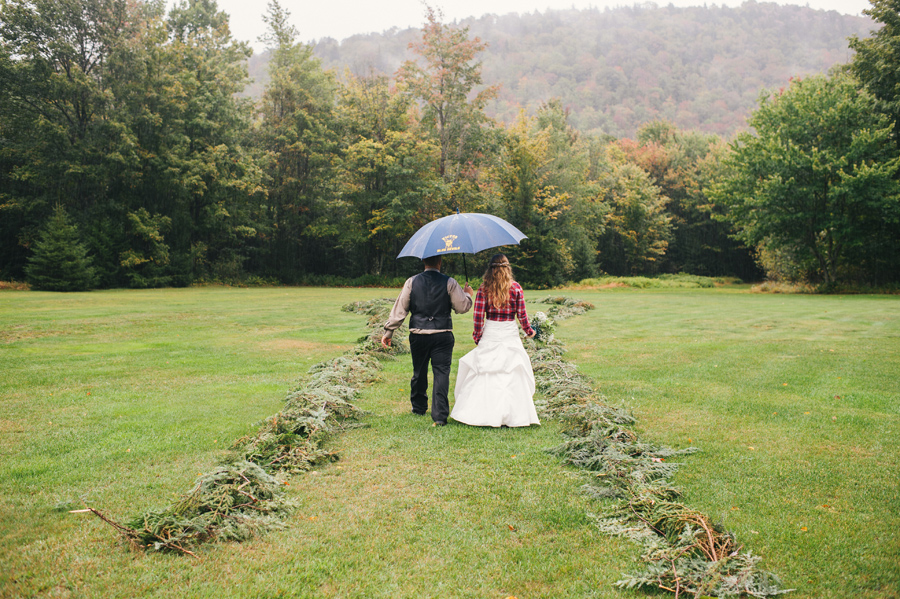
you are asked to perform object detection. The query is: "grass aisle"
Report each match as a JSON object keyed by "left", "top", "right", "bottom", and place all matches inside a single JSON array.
[{"left": 1, "top": 287, "right": 898, "bottom": 598}]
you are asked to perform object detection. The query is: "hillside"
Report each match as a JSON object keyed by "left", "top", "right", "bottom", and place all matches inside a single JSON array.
[{"left": 247, "top": 1, "right": 874, "bottom": 138}]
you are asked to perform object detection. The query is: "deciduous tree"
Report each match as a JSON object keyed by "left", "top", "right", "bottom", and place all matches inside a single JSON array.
[
  {"left": 336, "top": 71, "right": 443, "bottom": 276},
  {"left": 712, "top": 74, "right": 900, "bottom": 285},
  {"left": 849, "top": 0, "right": 900, "bottom": 150},
  {"left": 490, "top": 111, "right": 575, "bottom": 287},
  {"left": 618, "top": 121, "right": 759, "bottom": 278},
  {"left": 397, "top": 5, "right": 498, "bottom": 192},
  {"left": 595, "top": 148, "right": 672, "bottom": 276},
  {"left": 0, "top": 0, "right": 138, "bottom": 280}
]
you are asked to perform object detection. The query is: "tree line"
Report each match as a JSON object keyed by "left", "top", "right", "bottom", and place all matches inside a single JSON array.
[{"left": 1, "top": 0, "right": 898, "bottom": 291}]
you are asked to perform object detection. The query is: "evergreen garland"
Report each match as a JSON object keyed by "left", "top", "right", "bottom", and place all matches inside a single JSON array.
[
  {"left": 528, "top": 296, "right": 793, "bottom": 598},
  {"left": 83, "top": 298, "right": 405, "bottom": 554},
  {"left": 124, "top": 462, "right": 294, "bottom": 555}
]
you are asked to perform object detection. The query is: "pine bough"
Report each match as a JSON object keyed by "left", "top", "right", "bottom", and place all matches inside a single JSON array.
[
  {"left": 530, "top": 296, "right": 793, "bottom": 598},
  {"left": 84, "top": 298, "right": 404, "bottom": 555}
]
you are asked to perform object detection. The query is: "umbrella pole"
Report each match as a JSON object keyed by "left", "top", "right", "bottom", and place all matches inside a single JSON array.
[{"left": 464, "top": 254, "right": 468, "bottom": 283}]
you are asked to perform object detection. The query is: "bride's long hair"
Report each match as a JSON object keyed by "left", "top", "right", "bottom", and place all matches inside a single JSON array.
[{"left": 481, "top": 253, "right": 514, "bottom": 309}]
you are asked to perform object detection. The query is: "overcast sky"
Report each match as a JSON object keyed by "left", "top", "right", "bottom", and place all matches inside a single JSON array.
[{"left": 179, "top": 0, "right": 874, "bottom": 52}]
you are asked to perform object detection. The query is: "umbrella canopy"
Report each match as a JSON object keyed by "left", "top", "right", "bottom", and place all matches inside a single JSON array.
[{"left": 397, "top": 212, "right": 527, "bottom": 259}]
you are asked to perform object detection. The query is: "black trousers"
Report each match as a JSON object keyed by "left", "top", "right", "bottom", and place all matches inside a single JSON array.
[{"left": 408, "top": 331, "right": 455, "bottom": 423}]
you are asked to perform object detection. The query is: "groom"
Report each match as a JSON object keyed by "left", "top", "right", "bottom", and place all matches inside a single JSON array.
[{"left": 381, "top": 255, "right": 473, "bottom": 426}]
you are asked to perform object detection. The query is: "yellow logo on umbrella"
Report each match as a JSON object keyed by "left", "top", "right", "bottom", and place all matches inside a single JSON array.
[{"left": 437, "top": 234, "right": 460, "bottom": 253}]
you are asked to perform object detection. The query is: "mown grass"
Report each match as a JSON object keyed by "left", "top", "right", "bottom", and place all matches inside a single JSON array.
[
  {"left": 1, "top": 286, "right": 897, "bottom": 599},
  {"left": 557, "top": 288, "right": 899, "bottom": 598}
]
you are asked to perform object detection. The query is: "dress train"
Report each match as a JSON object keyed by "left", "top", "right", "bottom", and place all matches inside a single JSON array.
[{"left": 450, "top": 320, "right": 540, "bottom": 427}]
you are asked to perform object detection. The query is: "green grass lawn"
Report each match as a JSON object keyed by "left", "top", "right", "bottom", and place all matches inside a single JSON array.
[{"left": 1, "top": 286, "right": 897, "bottom": 599}]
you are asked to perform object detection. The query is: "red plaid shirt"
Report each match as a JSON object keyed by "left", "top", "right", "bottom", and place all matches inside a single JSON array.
[{"left": 473, "top": 281, "right": 534, "bottom": 344}]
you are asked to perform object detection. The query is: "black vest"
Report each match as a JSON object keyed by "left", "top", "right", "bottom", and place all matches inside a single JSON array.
[{"left": 409, "top": 270, "right": 453, "bottom": 330}]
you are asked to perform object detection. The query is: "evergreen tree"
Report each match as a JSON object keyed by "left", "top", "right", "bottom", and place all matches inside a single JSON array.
[
  {"left": 255, "top": 0, "right": 339, "bottom": 282},
  {"left": 25, "top": 205, "right": 97, "bottom": 291}
]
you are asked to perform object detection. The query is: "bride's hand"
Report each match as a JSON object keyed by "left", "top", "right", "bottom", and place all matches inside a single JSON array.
[{"left": 526, "top": 330, "right": 536, "bottom": 339}]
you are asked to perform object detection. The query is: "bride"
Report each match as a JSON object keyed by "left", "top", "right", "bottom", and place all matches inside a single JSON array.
[{"left": 450, "top": 254, "right": 540, "bottom": 428}]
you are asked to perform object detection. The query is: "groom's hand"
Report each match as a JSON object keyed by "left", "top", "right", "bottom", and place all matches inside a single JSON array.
[
  {"left": 381, "top": 334, "right": 392, "bottom": 348},
  {"left": 464, "top": 283, "right": 473, "bottom": 296}
]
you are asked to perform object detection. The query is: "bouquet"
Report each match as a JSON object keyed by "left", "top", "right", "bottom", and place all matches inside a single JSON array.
[{"left": 530, "top": 311, "right": 556, "bottom": 343}]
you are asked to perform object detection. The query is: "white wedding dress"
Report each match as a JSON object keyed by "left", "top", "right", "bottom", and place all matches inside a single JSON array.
[{"left": 450, "top": 320, "right": 540, "bottom": 427}]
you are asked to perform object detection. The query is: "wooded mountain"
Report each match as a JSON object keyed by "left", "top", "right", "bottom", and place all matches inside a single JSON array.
[{"left": 247, "top": 1, "right": 874, "bottom": 138}]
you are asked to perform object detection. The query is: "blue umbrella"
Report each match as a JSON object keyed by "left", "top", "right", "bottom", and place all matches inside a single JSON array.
[{"left": 397, "top": 211, "right": 527, "bottom": 280}]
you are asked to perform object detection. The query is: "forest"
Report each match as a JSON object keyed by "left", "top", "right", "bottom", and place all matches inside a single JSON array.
[
  {"left": 2, "top": 0, "right": 899, "bottom": 291},
  {"left": 298, "top": 1, "right": 874, "bottom": 138}
]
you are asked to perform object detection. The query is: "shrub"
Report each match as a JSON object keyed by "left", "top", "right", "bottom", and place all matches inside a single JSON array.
[{"left": 571, "top": 273, "right": 738, "bottom": 289}]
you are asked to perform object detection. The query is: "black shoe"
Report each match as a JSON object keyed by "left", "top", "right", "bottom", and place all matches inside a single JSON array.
[
  {"left": 412, "top": 410, "right": 426, "bottom": 416},
  {"left": 432, "top": 421, "right": 447, "bottom": 427}
]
